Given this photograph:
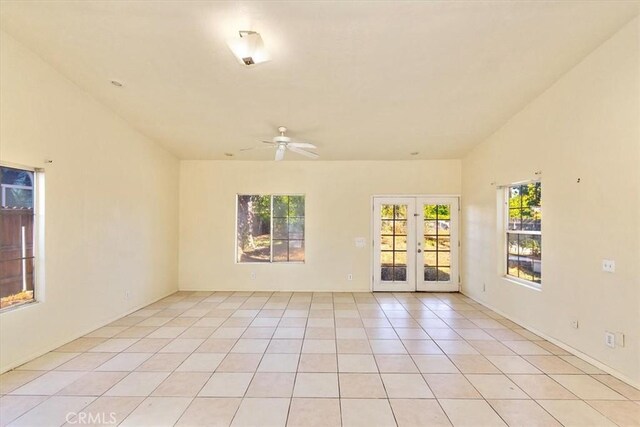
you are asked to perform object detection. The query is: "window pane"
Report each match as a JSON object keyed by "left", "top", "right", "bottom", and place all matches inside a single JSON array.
[
  {"left": 507, "top": 257, "right": 519, "bottom": 277},
  {"left": 289, "top": 240, "right": 304, "bottom": 262},
  {"left": 508, "top": 209, "right": 521, "bottom": 231},
  {"left": 507, "top": 233, "right": 520, "bottom": 255},
  {"left": 1, "top": 167, "right": 34, "bottom": 209},
  {"left": 273, "top": 218, "right": 288, "bottom": 239},
  {"left": 1, "top": 166, "right": 36, "bottom": 310},
  {"left": 273, "top": 195, "right": 288, "bottom": 217},
  {"left": 237, "top": 195, "right": 271, "bottom": 262},
  {"left": 520, "top": 235, "right": 541, "bottom": 258},
  {"left": 272, "top": 239, "right": 288, "bottom": 262},
  {"left": 288, "top": 218, "right": 304, "bottom": 239},
  {"left": 288, "top": 195, "right": 305, "bottom": 217}
]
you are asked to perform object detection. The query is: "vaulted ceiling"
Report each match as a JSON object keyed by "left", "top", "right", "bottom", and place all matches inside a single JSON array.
[{"left": 1, "top": 1, "right": 638, "bottom": 160}]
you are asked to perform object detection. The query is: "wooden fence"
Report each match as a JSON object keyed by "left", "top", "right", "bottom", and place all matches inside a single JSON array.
[{"left": 0, "top": 208, "right": 34, "bottom": 299}]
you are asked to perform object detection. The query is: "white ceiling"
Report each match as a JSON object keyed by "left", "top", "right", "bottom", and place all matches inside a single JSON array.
[{"left": 1, "top": 1, "right": 638, "bottom": 160}]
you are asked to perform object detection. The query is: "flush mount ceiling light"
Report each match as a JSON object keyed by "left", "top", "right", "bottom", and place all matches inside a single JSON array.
[{"left": 227, "top": 30, "right": 269, "bottom": 66}]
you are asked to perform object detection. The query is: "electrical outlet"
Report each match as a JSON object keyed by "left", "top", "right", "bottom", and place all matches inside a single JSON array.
[
  {"left": 616, "top": 332, "right": 625, "bottom": 347},
  {"left": 570, "top": 320, "right": 579, "bottom": 329},
  {"left": 347, "top": 274, "right": 353, "bottom": 281},
  {"left": 250, "top": 272, "right": 256, "bottom": 280},
  {"left": 605, "top": 331, "right": 615, "bottom": 348},
  {"left": 602, "top": 259, "right": 616, "bottom": 273}
]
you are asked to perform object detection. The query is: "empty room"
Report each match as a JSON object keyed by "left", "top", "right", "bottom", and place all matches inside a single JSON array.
[{"left": 0, "top": 1, "right": 639, "bottom": 426}]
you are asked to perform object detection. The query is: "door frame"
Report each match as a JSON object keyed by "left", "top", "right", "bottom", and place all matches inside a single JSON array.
[{"left": 371, "top": 194, "right": 461, "bottom": 292}]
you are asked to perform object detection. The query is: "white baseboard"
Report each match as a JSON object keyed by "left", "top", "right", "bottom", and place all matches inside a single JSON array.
[
  {"left": 0, "top": 289, "right": 177, "bottom": 374},
  {"left": 461, "top": 290, "right": 640, "bottom": 390}
]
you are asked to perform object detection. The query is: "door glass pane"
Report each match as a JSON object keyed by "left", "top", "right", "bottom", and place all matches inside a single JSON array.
[
  {"left": 424, "top": 252, "right": 437, "bottom": 266},
  {"left": 425, "top": 236, "right": 437, "bottom": 250},
  {"left": 379, "top": 203, "right": 409, "bottom": 282},
  {"left": 394, "top": 221, "right": 407, "bottom": 235},
  {"left": 437, "top": 237, "right": 450, "bottom": 250},
  {"left": 394, "top": 236, "right": 407, "bottom": 250},
  {"left": 394, "top": 267, "right": 407, "bottom": 281},
  {"left": 394, "top": 252, "right": 407, "bottom": 266},
  {"left": 437, "top": 220, "right": 450, "bottom": 235},
  {"left": 381, "top": 236, "right": 393, "bottom": 251},
  {"left": 424, "top": 267, "right": 437, "bottom": 281},
  {"left": 422, "top": 203, "right": 453, "bottom": 282},
  {"left": 439, "top": 251, "right": 451, "bottom": 267},
  {"left": 381, "top": 205, "right": 395, "bottom": 219},
  {"left": 438, "top": 267, "right": 451, "bottom": 281}
]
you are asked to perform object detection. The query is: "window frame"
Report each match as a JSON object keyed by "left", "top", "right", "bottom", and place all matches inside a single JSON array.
[
  {"left": 503, "top": 180, "right": 542, "bottom": 289},
  {"left": 0, "top": 162, "right": 45, "bottom": 313},
  {"left": 235, "top": 193, "right": 305, "bottom": 264}
]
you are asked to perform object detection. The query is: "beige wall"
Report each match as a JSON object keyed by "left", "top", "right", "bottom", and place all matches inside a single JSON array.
[
  {"left": 179, "top": 160, "right": 461, "bottom": 292},
  {"left": 461, "top": 18, "right": 640, "bottom": 385},
  {"left": 0, "top": 32, "right": 179, "bottom": 372}
]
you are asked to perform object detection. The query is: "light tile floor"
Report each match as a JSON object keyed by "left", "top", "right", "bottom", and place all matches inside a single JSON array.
[{"left": 1, "top": 291, "right": 639, "bottom": 426}]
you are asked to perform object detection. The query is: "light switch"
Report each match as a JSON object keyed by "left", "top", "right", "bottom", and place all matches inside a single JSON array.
[{"left": 355, "top": 237, "right": 366, "bottom": 248}]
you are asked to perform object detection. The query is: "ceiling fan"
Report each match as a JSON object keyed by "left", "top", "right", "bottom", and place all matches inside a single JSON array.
[{"left": 241, "top": 126, "right": 319, "bottom": 161}]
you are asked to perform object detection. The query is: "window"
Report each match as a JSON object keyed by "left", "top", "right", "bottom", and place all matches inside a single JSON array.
[
  {"left": 1, "top": 166, "right": 36, "bottom": 309},
  {"left": 237, "top": 195, "right": 304, "bottom": 263},
  {"left": 506, "top": 182, "right": 541, "bottom": 285}
]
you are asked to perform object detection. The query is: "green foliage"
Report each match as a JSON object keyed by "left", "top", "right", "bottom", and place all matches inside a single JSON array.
[{"left": 509, "top": 183, "right": 541, "bottom": 220}]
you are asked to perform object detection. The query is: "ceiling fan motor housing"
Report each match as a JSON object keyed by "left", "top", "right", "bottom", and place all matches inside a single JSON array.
[{"left": 273, "top": 135, "right": 291, "bottom": 144}]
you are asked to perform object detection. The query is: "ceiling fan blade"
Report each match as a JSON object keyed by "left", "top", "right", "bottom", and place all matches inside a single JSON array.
[
  {"left": 288, "top": 141, "right": 317, "bottom": 149},
  {"left": 288, "top": 146, "right": 319, "bottom": 159},
  {"left": 261, "top": 140, "right": 276, "bottom": 145},
  {"left": 275, "top": 146, "right": 286, "bottom": 161},
  {"left": 240, "top": 145, "right": 273, "bottom": 152}
]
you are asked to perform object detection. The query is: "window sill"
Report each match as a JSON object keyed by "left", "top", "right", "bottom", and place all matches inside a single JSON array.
[
  {"left": 0, "top": 299, "right": 39, "bottom": 314},
  {"left": 502, "top": 276, "right": 542, "bottom": 291}
]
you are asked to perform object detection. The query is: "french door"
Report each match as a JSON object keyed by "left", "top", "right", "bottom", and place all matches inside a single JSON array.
[{"left": 372, "top": 196, "right": 459, "bottom": 292}]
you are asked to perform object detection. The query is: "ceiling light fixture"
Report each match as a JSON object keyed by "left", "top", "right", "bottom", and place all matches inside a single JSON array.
[{"left": 228, "top": 30, "right": 269, "bottom": 66}]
